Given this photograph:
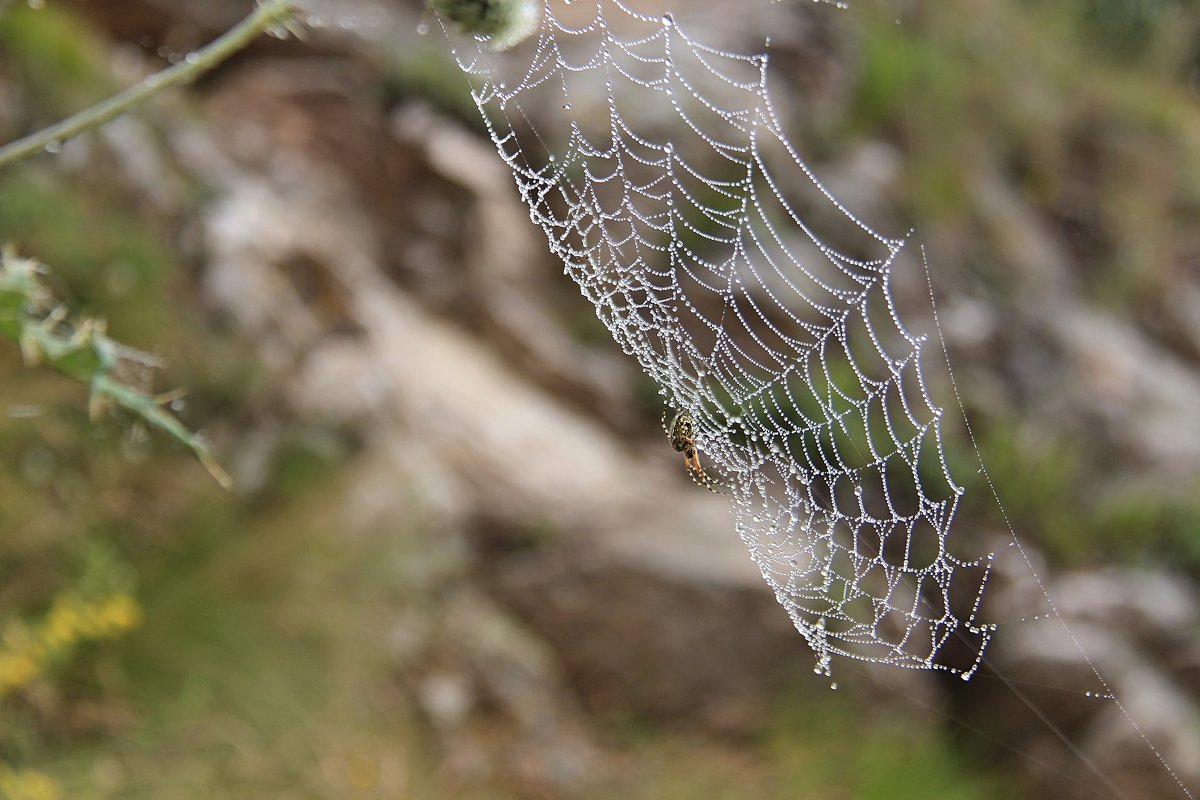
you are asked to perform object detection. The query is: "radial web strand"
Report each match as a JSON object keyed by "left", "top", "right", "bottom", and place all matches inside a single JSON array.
[{"left": 442, "top": 0, "right": 995, "bottom": 679}]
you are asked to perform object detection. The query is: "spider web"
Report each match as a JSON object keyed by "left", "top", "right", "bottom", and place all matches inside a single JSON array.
[{"left": 442, "top": 0, "right": 995, "bottom": 679}]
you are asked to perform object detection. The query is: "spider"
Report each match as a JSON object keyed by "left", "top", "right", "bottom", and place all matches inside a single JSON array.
[{"left": 662, "top": 409, "right": 721, "bottom": 492}]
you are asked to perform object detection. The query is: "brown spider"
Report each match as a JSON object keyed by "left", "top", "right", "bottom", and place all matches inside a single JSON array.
[{"left": 663, "top": 409, "right": 721, "bottom": 492}]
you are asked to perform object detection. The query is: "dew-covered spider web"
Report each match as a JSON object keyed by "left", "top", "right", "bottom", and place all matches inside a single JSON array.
[
  {"left": 427, "top": 2, "right": 1200, "bottom": 795},
  {"left": 440, "top": 0, "right": 995, "bottom": 680}
]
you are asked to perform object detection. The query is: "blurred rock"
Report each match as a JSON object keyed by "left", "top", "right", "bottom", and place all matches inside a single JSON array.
[
  {"left": 443, "top": 588, "right": 600, "bottom": 791},
  {"left": 488, "top": 542, "right": 811, "bottom": 733},
  {"left": 974, "top": 552, "right": 1200, "bottom": 798},
  {"left": 974, "top": 168, "right": 1200, "bottom": 486},
  {"left": 417, "top": 670, "right": 474, "bottom": 730}
]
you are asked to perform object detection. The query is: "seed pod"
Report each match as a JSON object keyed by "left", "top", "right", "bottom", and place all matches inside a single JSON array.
[{"left": 430, "top": 0, "right": 540, "bottom": 52}]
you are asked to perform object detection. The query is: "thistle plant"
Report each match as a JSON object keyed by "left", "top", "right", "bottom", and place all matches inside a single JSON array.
[
  {"left": 0, "top": 247, "right": 231, "bottom": 488},
  {"left": 0, "top": 0, "right": 307, "bottom": 488},
  {"left": 429, "top": 0, "right": 540, "bottom": 51}
]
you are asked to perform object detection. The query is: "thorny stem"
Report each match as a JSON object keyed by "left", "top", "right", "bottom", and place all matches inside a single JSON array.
[
  {"left": 0, "top": 0, "right": 297, "bottom": 170},
  {"left": 0, "top": 247, "right": 233, "bottom": 490}
]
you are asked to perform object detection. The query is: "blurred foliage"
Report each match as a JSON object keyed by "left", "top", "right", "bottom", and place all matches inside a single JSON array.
[
  {"left": 605, "top": 692, "right": 1007, "bottom": 800},
  {"left": 0, "top": 8, "right": 244, "bottom": 793},
  {"left": 846, "top": 0, "right": 1200, "bottom": 306},
  {"left": 0, "top": 169, "right": 175, "bottom": 344},
  {"left": 0, "top": 4, "right": 115, "bottom": 122},
  {"left": 942, "top": 415, "right": 1200, "bottom": 570},
  {"left": 0, "top": 766, "right": 60, "bottom": 800},
  {"left": 768, "top": 694, "right": 1009, "bottom": 800}
]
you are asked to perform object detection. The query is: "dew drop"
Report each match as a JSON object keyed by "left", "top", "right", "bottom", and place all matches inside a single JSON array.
[
  {"left": 661, "top": 13, "right": 673, "bottom": 26},
  {"left": 184, "top": 52, "right": 200, "bottom": 65},
  {"left": 416, "top": 21, "right": 430, "bottom": 35},
  {"left": 562, "top": 102, "right": 572, "bottom": 110},
  {"left": 43, "top": 140, "right": 62, "bottom": 154},
  {"left": 830, "top": 682, "right": 838, "bottom": 691},
  {"left": 853, "top": 485, "right": 863, "bottom": 497}
]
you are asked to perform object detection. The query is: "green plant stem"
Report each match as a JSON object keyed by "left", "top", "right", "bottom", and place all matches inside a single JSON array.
[
  {"left": 1, "top": 248, "right": 234, "bottom": 490},
  {"left": 0, "top": 0, "right": 296, "bottom": 170}
]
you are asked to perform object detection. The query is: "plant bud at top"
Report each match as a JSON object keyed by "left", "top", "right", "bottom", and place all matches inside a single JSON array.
[{"left": 430, "top": 0, "right": 540, "bottom": 51}]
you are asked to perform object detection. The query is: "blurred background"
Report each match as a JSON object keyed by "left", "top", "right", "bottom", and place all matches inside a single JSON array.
[{"left": 0, "top": 0, "right": 1198, "bottom": 798}]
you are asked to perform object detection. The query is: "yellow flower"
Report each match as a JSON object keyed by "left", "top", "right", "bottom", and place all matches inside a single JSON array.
[
  {"left": 0, "top": 766, "right": 61, "bottom": 800},
  {"left": 0, "top": 652, "right": 42, "bottom": 696},
  {"left": 41, "top": 606, "right": 79, "bottom": 649},
  {"left": 97, "top": 594, "right": 141, "bottom": 634},
  {"left": 0, "top": 590, "right": 143, "bottom": 700}
]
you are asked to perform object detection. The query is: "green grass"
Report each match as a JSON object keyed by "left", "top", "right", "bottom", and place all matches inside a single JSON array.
[
  {"left": 839, "top": 0, "right": 1200, "bottom": 305},
  {"left": 768, "top": 693, "right": 1007, "bottom": 800},
  {"left": 39, "top": 458, "right": 421, "bottom": 799},
  {"left": 608, "top": 691, "right": 1008, "bottom": 800},
  {"left": 942, "top": 415, "right": 1200, "bottom": 571},
  {"left": 0, "top": 4, "right": 116, "bottom": 121},
  {"left": 0, "top": 171, "right": 177, "bottom": 345}
]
